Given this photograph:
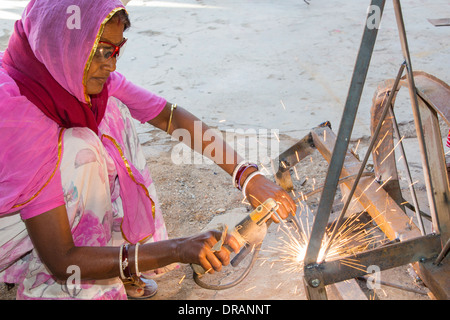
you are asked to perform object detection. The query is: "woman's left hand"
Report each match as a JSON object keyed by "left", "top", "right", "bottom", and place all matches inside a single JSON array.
[{"left": 243, "top": 174, "right": 297, "bottom": 223}]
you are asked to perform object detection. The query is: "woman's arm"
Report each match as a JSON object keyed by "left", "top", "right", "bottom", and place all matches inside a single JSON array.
[
  {"left": 25, "top": 205, "right": 239, "bottom": 281},
  {"left": 148, "top": 102, "right": 297, "bottom": 221}
]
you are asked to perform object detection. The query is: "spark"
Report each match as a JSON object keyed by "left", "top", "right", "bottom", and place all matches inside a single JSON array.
[
  {"left": 268, "top": 207, "right": 382, "bottom": 275},
  {"left": 373, "top": 130, "right": 390, "bottom": 154},
  {"left": 293, "top": 166, "right": 300, "bottom": 180},
  {"left": 273, "top": 131, "right": 280, "bottom": 142},
  {"left": 353, "top": 139, "right": 361, "bottom": 153},
  {"left": 259, "top": 163, "right": 271, "bottom": 175},
  {"left": 408, "top": 180, "right": 419, "bottom": 188},
  {"left": 380, "top": 136, "right": 404, "bottom": 165},
  {"left": 375, "top": 175, "right": 392, "bottom": 192},
  {"left": 178, "top": 274, "right": 186, "bottom": 285}
]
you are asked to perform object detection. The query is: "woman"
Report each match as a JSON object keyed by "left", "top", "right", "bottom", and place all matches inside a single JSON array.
[{"left": 0, "top": 0, "right": 296, "bottom": 299}]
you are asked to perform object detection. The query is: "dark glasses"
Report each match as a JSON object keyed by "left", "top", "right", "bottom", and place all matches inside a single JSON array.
[{"left": 94, "top": 38, "right": 128, "bottom": 62}]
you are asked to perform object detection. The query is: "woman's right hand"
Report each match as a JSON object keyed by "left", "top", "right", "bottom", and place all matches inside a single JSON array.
[{"left": 175, "top": 230, "right": 241, "bottom": 273}]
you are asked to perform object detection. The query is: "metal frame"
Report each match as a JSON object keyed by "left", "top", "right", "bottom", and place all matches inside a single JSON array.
[{"left": 274, "top": 0, "right": 450, "bottom": 299}]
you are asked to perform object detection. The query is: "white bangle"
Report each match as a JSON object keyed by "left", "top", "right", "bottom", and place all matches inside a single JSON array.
[
  {"left": 119, "top": 244, "right": 125, "bottom": 280},
  {"left": 135, "top": 243, "right": 141, "bottom": 277},
  {"left": 232, "top": 161, "right": 247, "bottom": 188},
  {"left": 242, "top": 171, "right": 263, "bottom": 197}
]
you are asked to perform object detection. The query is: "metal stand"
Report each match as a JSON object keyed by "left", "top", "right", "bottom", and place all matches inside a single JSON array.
[{"left": 274, "top": 0, "right": 450, "bottom": 299}]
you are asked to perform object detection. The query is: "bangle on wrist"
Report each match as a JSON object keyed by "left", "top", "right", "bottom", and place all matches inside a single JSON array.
[
  {"left": 232, "top": 161, "right": 247, "bottom": 188},
  {"left": 232, "top": 162, "right": 258, "bottom": 190},
  {"left": 134, "top": 242, "right": 141, "bottom": 277},
  {"left": 242, "top": 171, "right": 264, "bottom": 197},
  {"left": 119, "top": 244, "right": 132, "bottom": 280},
  {"left": 166, "top": 103, "right": 177, "bottom": 134}
]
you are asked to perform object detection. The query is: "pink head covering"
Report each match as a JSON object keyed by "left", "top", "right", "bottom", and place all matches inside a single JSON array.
[
  {"left": 1, "top": 0, "right": 157, "bottom": 244},
  {"left": 22, "top": 0, "right": 125, "bottom": 104}
]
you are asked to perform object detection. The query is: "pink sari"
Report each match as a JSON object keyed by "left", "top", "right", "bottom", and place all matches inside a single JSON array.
[{"left": 0, "top": 0, "right": 169, "bottom": 299}]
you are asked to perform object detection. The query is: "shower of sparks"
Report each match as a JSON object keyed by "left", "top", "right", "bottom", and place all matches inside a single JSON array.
[{"left": 267, "top": 205, "right": 383, "bottom": 274}]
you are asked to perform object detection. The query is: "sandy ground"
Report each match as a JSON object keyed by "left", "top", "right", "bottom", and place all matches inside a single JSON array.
[{"left": 1, "top": 0, "right": 449, "bottom": 300}]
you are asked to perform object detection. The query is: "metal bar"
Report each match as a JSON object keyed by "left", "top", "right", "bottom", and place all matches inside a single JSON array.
[
  {"left": 356, "top": 276, "right": 428, "bottom": 295},
  {"left": 275, "top": 132, "right": 315, "bottom": 173},
  {"left": 312, "top": 233, "right": 442, "bottom": 286},
  {"left": 273, "top": 132, "right": 315, "bottom": 191},
  {"left": 304, "top": 0, "right": 386, "bottom": 267},
  {"left": 389, "top": 106, "right": 426, "bottom": 235},
  {"left": 434, "top": 237, "right": 450, "bottom": 265},
  {"left": 321, "top": 62, "right": 406, "bottom": 259},
  {"left": 392, "top": 0, "right": 439, "bottom": 233}
]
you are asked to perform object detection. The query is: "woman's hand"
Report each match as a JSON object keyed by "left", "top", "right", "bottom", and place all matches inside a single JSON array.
[
  {"left": 244, "top": 174, "right": 297, "bottom": 223},
  {"left": 175, "top": 230, "right": 240, "bottom": 273}
]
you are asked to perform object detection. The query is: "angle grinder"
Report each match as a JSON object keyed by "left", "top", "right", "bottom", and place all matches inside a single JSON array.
[{"left": 191, "top": 198, "right": 279, "bottom": 290}]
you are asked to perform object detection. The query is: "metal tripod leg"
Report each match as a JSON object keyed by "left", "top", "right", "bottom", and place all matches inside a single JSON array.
[
  {"left": 389, "top": 106, "right": 426, "bottom": 236},
  {"left": 303, "top": 0, "right": 386, "bottom": 299},
  {"left": 392, "top": 0, "right": 439, "bottom": 233}
]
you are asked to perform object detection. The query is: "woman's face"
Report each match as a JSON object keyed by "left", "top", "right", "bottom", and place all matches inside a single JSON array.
[{"left": 85, "top": 20, "right": 125, "bottom": 95}]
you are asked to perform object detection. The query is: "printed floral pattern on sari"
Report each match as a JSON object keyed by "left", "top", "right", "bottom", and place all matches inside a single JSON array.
[{"left": 0, "top": 98, "right": 168, "bottom": 299}]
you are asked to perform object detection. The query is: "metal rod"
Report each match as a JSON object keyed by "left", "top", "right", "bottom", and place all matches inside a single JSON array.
[
  {"left": 389, "top": 106, "right": 426, "bottom": 235},
  {"left": 356, "top": 276, "right": 428, "bottom": 296},
  {"left": 313, "top": 233, "right": 442, "bottom": 286},
  {"left": 392, "top": 0, "right": 439, "bottom": 233},
  {"left": 304, "top": 0, "right": 386, "bottom": 266},
  {"left": 434, "top": 237, "right": 450, "bottom": 265},
  {"left": 321, "top": 62, "right": 406, "bottom": 260}
]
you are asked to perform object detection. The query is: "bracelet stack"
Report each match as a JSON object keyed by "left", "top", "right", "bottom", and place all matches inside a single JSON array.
[
  {"left": 119, "top": 243, "right": 141, "bottom": 280},
  {"left": 232, "top": 161, "right": 263, "bottom": 196}
]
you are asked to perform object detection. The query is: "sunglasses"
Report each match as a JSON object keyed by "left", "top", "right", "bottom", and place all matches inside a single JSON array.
[{"left": 94, "top": 38, "right": 128, "bottom": 62}]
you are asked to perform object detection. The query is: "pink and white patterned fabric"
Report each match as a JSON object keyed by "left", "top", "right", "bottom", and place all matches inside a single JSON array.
[
  {"left": 0, "top": 0, "right": 169, "bottom": 299},
  {"left": 1, "top": 98, "right": 169, "bottom": 299}
]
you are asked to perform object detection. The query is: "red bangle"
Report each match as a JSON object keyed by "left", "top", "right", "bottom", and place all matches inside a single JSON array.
[
  {"left": 234, "top": 163, "right": 258, "bottom": 191},
  {"left": 121, "top": 244, "right": 132, "bottom": 280}
]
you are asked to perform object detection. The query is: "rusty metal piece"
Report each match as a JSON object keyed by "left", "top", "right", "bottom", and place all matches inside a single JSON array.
[
  {"left": 273, "top": 132, "right": 315, "bottom": 191},
  {"left": 371, "top": 71, "right": 450, "bottom": 244},
  {"left": 413, "top": 71, "right": 450, "bottom": 125},
  {"left": 370, "top": 78, "right": 405, "bottom": 206},
  {"left": 311, "top": 126, "right": 422, "bottom": 241}
]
